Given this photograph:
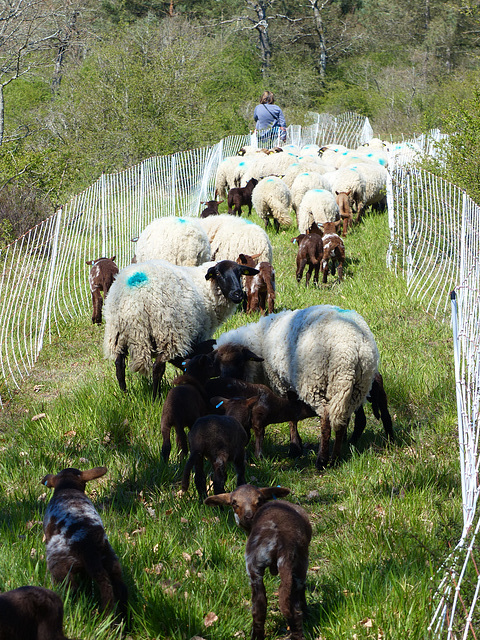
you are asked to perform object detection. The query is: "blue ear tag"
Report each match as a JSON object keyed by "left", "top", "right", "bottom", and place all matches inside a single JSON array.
[
  {"left": 44, "top": 480, "right": 48, "bottom": 486},
  {"left": 216, "top": 401, "right": 224, "bottom": 409}
]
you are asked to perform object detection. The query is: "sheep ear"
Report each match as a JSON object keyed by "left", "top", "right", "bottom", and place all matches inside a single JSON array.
[
  {"left": 80, "top": 467, "right": 108, "bottom": 483},
  {"left": 86, "top": 260, "right": 93, "bottom": 265},
  {"left": 240, "top": 266, "right": 259, "bottom": 277},
  {"left": 260, "top": 487, "right": 290, "bottom": 501},
  {"left": 237, "top": 254, "right": 248, "bottom": 265},
  {"left": 204, "top": 493, "right": 232, "bottom": 507},
  {"left": 218, "top": 200, "right": 224, "bottom": 205},
  {"left": 243, "top": 348, "right": 264, "bottom": 363},
  {"left": 205, "top": 266, "right": 217, "bottom": 281},
  {"left": 41, "top": 474, "right": 56, "bottom": 488},
  {"left": 111, "top": 256, "right": 116, "bottom": 262}
]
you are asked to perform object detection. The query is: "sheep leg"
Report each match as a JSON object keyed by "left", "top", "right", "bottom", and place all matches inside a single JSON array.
[
  {"left": 192, "top": 454, "right": 207, "bottom": 499},
  {"left": 337, "top": 259, "right": 344, "bottom": 282},
  {"left": 296, "top": 259, "right": 307, "bottom": 284},
  {"left": 103, "top": 542, "right": 128, "bottom": 620},
  {"left": 91, "top": 289, "right": 103, "bottom": 324},
  {"left": 161, "top": 423, "right": 172, "bottom": 462},
  {"left": 322, "top": 260, "right": 329, "bottom": 284},
  {"left": 288, "top": 421, "right": 303, "bottom": 458},
  {"left": 273, "top": 218, "right": 280, "bottom": 233},
  {"left": 369, "top": 375, "right": 394, "bottom": 442},
  {"left": 313, "top": 263, "right": 320, "bottom": 286},
  {"left": 247, "top": 567, "right": 268, "bottom": 640},
  {"left": 233, "top": 453, "right": 247, "bottom": 487},
  {"left": 250, "top": 288, "right": 260, "bottom": 314},
  {"left": 350, "top": 406, "right": 367, "bottom": 447},
  {"left": 115, "top": 349, "right": 127, "bottom": 392},
  {"left": 152, "top": 357, "right": 166, "bottom": 399},
  {"left": 316, "top": 412, "right": 331, "bottom": 470},
  {"left": 278, "top": 564, "right": 306, "bottom": 640},
  {"left": 212, "top": 457, "right": 227, "bottom": 495},
  {"left": 330, "top": 423, "right": 347, "bottom": 466},
  {"left": 83, "top": 553, "right": 115, "bottom": 612},
  {"left": 181, "top": 454, "right": 195, "bottom": 492},
  {"left": 305, "top": 264, "right": 314, "bottom": 287}
]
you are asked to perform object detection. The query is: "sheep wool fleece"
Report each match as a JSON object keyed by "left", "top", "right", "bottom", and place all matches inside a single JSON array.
[
  {"left": 215, "top": 305, "right": 380, "bottom": 429},
  {"left": 103, "top": 260, "right": 237, "bottom": 376}
]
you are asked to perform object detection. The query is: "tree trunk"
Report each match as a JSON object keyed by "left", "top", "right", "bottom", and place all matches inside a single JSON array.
[
  {"left": 246, "top": 0, "right": 272, "bottom": 75},
  {"left": 51, "top": 9, "right": 79, "bottom": 94},
  {"left": 309, "top": 0, "right": 332, "bottom": 80}
]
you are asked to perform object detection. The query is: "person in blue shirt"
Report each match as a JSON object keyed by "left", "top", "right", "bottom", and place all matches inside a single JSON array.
[{"left": 254, "top": 91, "right": 287, "bottom": 142}]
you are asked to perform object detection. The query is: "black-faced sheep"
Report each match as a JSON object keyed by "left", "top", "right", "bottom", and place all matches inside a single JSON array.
[
  {"left": 211, "top": 305, "right": 380, "bottom": 469},
  {"left": 41, "top": 467, "right": 128, "bottom": 620},
  {"left": 227, "top": 178, "right": 258, "bottom": 217},
  {"left": 86, "top": 256, "right": 119, "bottom": 325},
  {"left": 103, "top": 259, "right": 258, "bottom": 397},
  {"left": 237, "top": 253, "right": 276, "bottom": 315},
  {"left": 291, "top": 233, "right": 324, "bottom": 287},
  {"left": 0, "top": 586, "right": 78, "bottom": 640},
  {"left": 181, "top": 414, "right": 248, "bottom": 498},
  {"left": 205, "top": 484, "right": 312, "bottom": 640}
]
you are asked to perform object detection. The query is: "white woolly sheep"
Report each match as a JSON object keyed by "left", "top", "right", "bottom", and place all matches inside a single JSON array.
[
  {"left": 336, "top": 148, "right": 389, "bottom": 171},
  {"left": 291, "top": 171, "right": 332, "bottom": 213},
  {"left": 251, "top": 176, "right": 293, "bottom": 232},
  {"left": 349, "top": 162, "right": 389, "bottom": 222},
  {"left": 205, "top": 484, "right": 312, "bottom": 640},
  {"left": 42, "top": 467, "right": 128, "bottom": 620},
  {"left": 212, "top": 304, "right": 380, "bottom": 469},
  {"left": 296, "top": 188, "right": 340, "bottom": 234},
  {"left": 134, "top": 216, "right": 211, "bottom": 266},
  {"left": 318, "top": 144, "right": 350, "bottom": 168},
  {"left": 241, "top": 151, "right": 299, "bottom": 185},
  {"left": 322, "top": 167, "right": 367, "bottom": 229},
  {"left": 0, "top": 586, "right": 77, "bottom": 640},
  {"left": 198, "top": 214, "right": 273, "bottom": 263},
  {"left": 103, "top": 258, "right": 258, "bottom": 396}
]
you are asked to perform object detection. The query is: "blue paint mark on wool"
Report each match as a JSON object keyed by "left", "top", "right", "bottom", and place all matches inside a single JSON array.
[
  {"left": 177, "top": 218, "right": 187, "bottom": 224},
  {"left": 245, "top": 220, "right": 254, "bottom": 224},
  {"left": 313, "top": 188, "right": 327, "bottom": 193},
  {"left": 332, "top": 305, "right": 353, "bottom": 314},
  {"left": 127, "top": 271, "right": 149, "bottom": 288}
]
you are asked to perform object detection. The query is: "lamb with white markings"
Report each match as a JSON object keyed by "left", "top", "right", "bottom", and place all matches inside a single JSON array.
[
  {"left": 199, "top": 214, "right": 273, "bottom": 263},
  {"left": 0, "top": 586, "right": 78, "bottom": 640},
  {"left": 205, "top": 484, "right": 312, "bottom": 640},
  {"left": 86, "top": 256, "right": 119, "bottom": 325},
  {"left": 296, "top": 188, "right": 340, "bottom": 234},
  {"left": 251, "top": 176, "right": 293, "bottom": 232},
  {"left": 41, "top": 467, "right": 128, "bottom": 620},
  {"left": 319, "top": 220, "right": 345, "bottom": 283},
  {"left": 134, "top": 216, "right": 211, "bottom": 266},
  {"left": 103, "top": 259, "right": 258, "bottom": 396},
  {"left": 212, "top": 304, "right": 380, "bottom": 469}
]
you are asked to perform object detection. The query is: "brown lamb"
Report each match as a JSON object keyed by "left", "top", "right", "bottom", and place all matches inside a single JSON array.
[
  {"left": 227, "top": 178, "right": 258, "bottom": 216},
  {"left": 205, "top": 484, "right": 312, "bottom": 640},
  {"left": 237, "top": 253, "right": 276, "bottom": 315},
  {"left": 335, "top": 190, "right": 352, "bottom": 236},
  {"left": 291, "top": 233, "right": 324, "bottom": 287},
  {"left": 0, "top": 586, "right": 79, "bottom": 640},
  {"left": 41, "top": 467, "right": 128, "bottom": 621},
  {"left": 200, "top": 199, "right": 224, "bottom": 218},
  {"left": 86, "top": 256, "right": 119, "bottom": 324},
  {"left": 181, "top": 413, "right": 249, "bottom": 498},
  {"left": 319, "top": 221, "right": 345, "bottom": 284}
]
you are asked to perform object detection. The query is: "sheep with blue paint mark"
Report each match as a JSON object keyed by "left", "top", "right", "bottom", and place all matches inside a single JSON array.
[
  {"left": 103, "top": 258, "right": 258, "bottom": 395},
  {"left": 199, "top": 214, "right": 273, "bottom": 263},
  {"left": 134, "top": 216, "right": 211, "bottom": 266},
  {"left": 251, "top": 176, "right": 293, "bottom": 232},
  {"left": 296, "top": 188, "right": 339, "bottom": 234},
  {"left": 212, "top": 304, "right": 380, "bottom": 469},
  {"left": 291, "top": 171, "right": 332, "bottom": 213}
]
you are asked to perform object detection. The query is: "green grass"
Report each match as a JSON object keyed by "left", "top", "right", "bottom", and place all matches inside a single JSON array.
[{"left": 0, "top": 210, "right": 461, "bottom": 639}]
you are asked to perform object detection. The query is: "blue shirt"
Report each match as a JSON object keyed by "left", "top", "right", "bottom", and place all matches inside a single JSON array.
[{"left": 254, "top": 103, "right": 287, "bottom": 131}]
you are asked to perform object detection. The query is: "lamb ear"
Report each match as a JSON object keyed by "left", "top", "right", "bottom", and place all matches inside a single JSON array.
[
  {"left": 80, "top": 467, "right": 108, "bottom": 483},
  {"left": 242, "top": 348, "right": 264, "bottom": 363},
  {"left": 86, "top": 260, "right": 93, "bottom": 265},
  {"left": 260, "top": 486, "right": 290, "bottom": 500},
  {"left": 111, "top": 256, "right": 116, "bottom": 262},
  {"left": 205, "top": 266, "right": 217, "bottom": 281},
  {"left": 41, "top": 474, "right": 56, "bottom": 488},
  {"left": 240, "top": 266, "right": 259, "bottom": 277},
  {"left": 204, "top": 493, "right": 232, "bottom": 506}
]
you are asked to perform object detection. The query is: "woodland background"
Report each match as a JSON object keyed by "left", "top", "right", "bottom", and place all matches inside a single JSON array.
[{"left": 2, "top": 0, "right": 480, "bottom": 245}]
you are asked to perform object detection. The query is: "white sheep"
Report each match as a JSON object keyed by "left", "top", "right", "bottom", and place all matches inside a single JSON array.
[
  {"left": 349, "top": 162, "right": 389, "bottom": 221},
  {"left": 291, "top": 171, "right": 332, "bottom": 213},
  {"left": 336, "top": 148, "right": 389, "bottom": 170},
  {"left": 251, "top": 176, "right": 293, "bottom": 232},
  {"left": 241, "top": 151, "right": 298, "bottom": 185},
  {"left": 215, "top": 156, "right": 250, "bottom": 198},
  {"left": 212, "top": 304, "right": 380, "bottom": 469},
  {"left": 198, "top": 214, "right": 273, "bottom": 263},
  {"left": 134, "top": 216, "right": 211, "bottom": 266},
  {"left": 318, "top": 144, "right": 350, "bottom": 168},
  {"left": 296, "top": 188, "right": 339, "bottom": 234},
  {"left": 103, "top": 259, "right": 258, "bottom": 396},
  {"left": 322, "top": 167, "right": 367, "bottom": 230}
]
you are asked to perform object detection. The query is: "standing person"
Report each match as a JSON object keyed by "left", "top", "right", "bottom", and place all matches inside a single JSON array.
[{"left": 254, "top": 90, "right": 287, "bottom": 143}]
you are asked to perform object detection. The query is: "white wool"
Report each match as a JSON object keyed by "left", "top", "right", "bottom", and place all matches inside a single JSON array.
[
  {"left": 296, "top": 188, "right": 339, "bottom": 234},
  {"left": 251, "top": 176, "right": 293, "bottom": 228},
  {"left": 290, "top": 172, "right": 332, "bottom": 213},
  {"left": 103, "top": 259, "right": 238, "bottom": 376},
  {"left": 322, "top": 167, "right": 367, "bottom": 214},
  {"left": 336, "top": 148, "right": 389, "bottom": 170},
  {"left": 348, "top": 162, "right": 388, "bottom": 208},
  {"left": 135, "top": 216, "right": 211, "bottom": 266},
  {"left": 215, "top": 156, "right": 247, "bottom": 198},
  {"left": 215, "top": 305, "right": 379, "bottom": 430},
  {"left": 199, "top": 214, "right": 273, "bottom": 263},
  {"left": 241, "top": 152, "right": 299, "bottom": 185}
]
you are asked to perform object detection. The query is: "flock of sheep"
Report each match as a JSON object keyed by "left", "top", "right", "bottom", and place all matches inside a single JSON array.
[{"left": 1, "top": 139, "right": 394, "bottom": 640}]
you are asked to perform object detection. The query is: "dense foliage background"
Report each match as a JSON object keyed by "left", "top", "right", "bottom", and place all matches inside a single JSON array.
[{"left": 1, "top": 0, "right": 480, "bottom": 243}]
